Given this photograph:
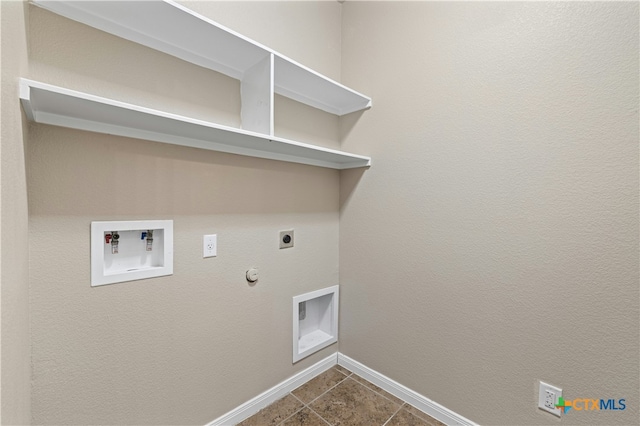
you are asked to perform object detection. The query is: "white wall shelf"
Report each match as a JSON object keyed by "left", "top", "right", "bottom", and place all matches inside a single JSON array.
[
  {"left": 26, "top": 0, "right": 373, "bottom": 169},
  {"left": 31, "top": 0, "right": 372, "bottom": 116},
  {"left": 20, "top": 79, "right": 372, "bottom": 170}
]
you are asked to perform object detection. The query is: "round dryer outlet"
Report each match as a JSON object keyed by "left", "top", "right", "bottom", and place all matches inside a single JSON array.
[{"left": 279, "top": 230, "right": 294, "bottom": 249}]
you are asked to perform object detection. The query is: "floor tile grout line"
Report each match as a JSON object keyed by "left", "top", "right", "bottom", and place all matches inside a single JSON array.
[
  {"left": 289, "top": 392, "right": 307, "bottom": 407},
  {"left": 348, "top": 373, "right": 405, "bottom": 409},
  {"left": 277, "top": 391, "right": 333, "bottom": 426},
  {"left": 309, "top": 405, "right": 333, "bottom": 426},
  {"left": 335, "top": 368, "right": 352, "bottom": 378},
  {"left": 247, "top": 366, "right": 442, "bottom": 426},
  {"left": 299, "top": 371, "right": 352, "bottom": 407},
  {"left": 350, "top": 372, "right": 410, "bottom": 408},
  {"left": 381, "top": 402, "right": 407, "bottom": 426},
  {"left": 295, "top": 367, "right": 352, "bottom": 426},
  {"left": 276, "top": 393, "right": 309, "bottom": 426},
  {"left": 310, "top": 375, "right": 402, "bottom": 426}
]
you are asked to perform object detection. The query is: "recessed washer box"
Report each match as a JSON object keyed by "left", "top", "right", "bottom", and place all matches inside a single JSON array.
[
  {"left": 91, "top": 220, "right": 173, "bottom": 287},
  {"left": 293, "top": 285, "right": 339, "bottom": 363}
]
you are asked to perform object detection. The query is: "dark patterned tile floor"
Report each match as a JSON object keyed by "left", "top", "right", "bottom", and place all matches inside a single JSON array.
[{"left": 237, "top": 366, "right": 446, "bottom": 426}]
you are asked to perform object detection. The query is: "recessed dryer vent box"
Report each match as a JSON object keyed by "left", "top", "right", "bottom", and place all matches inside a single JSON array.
[
  {"left": 91, "top": 220, "right": 173, "bottom": 286},
  {"left": 293, "top": 285, "right": 339, "bottom": 363}
]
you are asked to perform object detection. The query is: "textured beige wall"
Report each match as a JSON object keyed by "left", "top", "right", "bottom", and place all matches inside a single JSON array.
[
  {"left": 180, "top": 1, "right": 342, "bottom": 82},
  {"left": 20, "top": 2, "right": 640, "bottom": 425},
  {"left": 340, "top": 2, "right": 639, "bottom": 425},
  {"left": 1, "top": 0, "right": 31, "bottom": 424},
  {"left": 27, "top": 2, "right": 342, "bottom": 425}
]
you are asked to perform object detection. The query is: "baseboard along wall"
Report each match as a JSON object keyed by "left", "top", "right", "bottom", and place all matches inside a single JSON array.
[
  {"left": 207, "top": 353, "right": 337, "bottom": 426},
  {"left": 337, "top": 353, "right": 477, "bottom": 426},
  {"left": 208, "top": 352, "right": 477, "bottom": 426}
]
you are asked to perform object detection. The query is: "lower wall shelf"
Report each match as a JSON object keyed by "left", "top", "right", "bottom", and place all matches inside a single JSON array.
[{"left": 19, "top": 79, "right": 371, "bottom": 170}]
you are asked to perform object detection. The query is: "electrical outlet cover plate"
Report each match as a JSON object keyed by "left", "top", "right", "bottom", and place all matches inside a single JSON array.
[
  {"left": 203, "top": 234, "right": 217, "bottom": 258},
  {"left": 279, "top": 230, "right": 294, "bottom": 249},
  {"left": 538, "top": 381, "right": 562, "bottom": 417}
]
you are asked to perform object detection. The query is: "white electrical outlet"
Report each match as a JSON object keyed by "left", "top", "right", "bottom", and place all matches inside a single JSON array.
[
  {"left": 544, "top": 390, "right": 556, "bottom": 409},
  {"left": 203, "top": 234, "right": 217, "bottom": 258},
  {"left": 538, "top": 381, "right": 562, "bottom": 417}
]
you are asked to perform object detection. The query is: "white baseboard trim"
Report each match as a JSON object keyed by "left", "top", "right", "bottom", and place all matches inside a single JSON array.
[
  {"left": 207, "top": 352, "right": 337, "bottom": 426},
  {"left": 206, "top": 352, "right": 476, "bottom": 426},
  {"left": 338, "top": 353, "right": 478, "bottom": 426}
]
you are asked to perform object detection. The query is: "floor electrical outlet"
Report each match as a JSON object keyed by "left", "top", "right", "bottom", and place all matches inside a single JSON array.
[
  {"left": 203, "top": 234, "right": 217, "bottom": 258},
  {"left": 538, "top": 381, "right": 562, "bottom": 417}
]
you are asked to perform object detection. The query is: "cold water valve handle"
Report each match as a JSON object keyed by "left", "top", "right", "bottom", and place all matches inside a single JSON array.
[{"left": 145, "top": 230, "right": 153, "bottom": 251}]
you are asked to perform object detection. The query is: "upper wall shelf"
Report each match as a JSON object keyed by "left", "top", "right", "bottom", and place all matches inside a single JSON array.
[
  {"left": 27, "top": 1, "right": 372, "bottom": 169},
  {"left": 20, "top": 79, "right": 371, "bottom": 170},
  {"left": 32, "top": 0, "right": 372, "bottom": 116}
]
